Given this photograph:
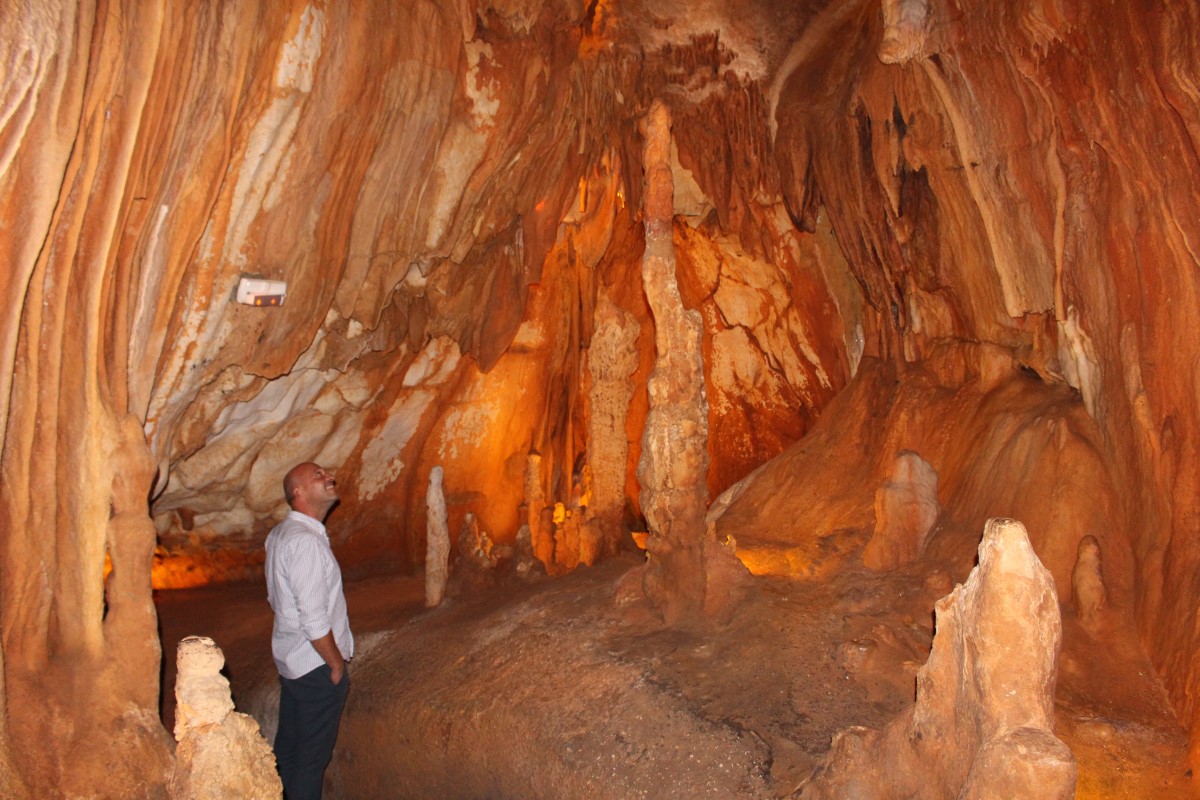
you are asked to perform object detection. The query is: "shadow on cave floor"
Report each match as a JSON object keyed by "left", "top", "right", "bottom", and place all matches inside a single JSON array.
[{"left": 156, "top": 553, "right": 1197, "bottom": 799}]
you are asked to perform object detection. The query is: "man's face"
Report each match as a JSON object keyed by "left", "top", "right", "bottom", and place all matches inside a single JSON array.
[{"left": 298, "top": 463, "right": 338, "bottom": 507}]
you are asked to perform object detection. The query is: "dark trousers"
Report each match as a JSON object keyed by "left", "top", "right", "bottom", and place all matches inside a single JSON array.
[{"left": 275, "top": 664, "right": 349, "bottom": 800}]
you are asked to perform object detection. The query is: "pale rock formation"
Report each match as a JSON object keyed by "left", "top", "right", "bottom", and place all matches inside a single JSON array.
[
  {"left": 425, "top": 466, "right": 450, "bottom": 608},
  {"left": 627, "top": 99, "right": 747, "bottom": 624},
  {"left": 172, "top": 637, "right": 233, "bottom": 738},
  {"left": 584, "top": 293, "right": 639, "bottom": 557},
  {"left": 863, "top": 450, "right": 940, "bottom": 570},
  {"left": 878, "top": 0, "right": 931, "bottom": 64},
  {"left": 168, "top": 636, "right": 280, "bottom": 800},
  {"left": 800, "top": 518, "right": 1075, "bottom": 799},
  {"left": 1072, "top": 534, "right": 1106, "bottom": 629}
]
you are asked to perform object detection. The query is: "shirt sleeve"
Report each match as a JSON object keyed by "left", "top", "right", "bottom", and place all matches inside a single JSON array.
[{"left": 283, "top": 534, "right": 333, "bottom": 641}]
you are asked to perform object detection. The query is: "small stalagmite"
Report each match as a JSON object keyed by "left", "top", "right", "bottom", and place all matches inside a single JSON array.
[
  {"left": 168, "top": 636, "right": 280, "bottom": 800},
  {"left": 801, "top": 518, "right": 1076, "bottom": 799},
  {"left": 425, "top": 466, "right": 450, "bottom": 608},
  {"left": 1072, "top": 534, "right": 1107, "bottom": 629},
  {"left": 524, "top": 453, "right": 555, "bottom": 568},
  {"left": 863, "top": 450, "right": 941, "bottom": 571},
  {"left": 457, "top": 512, "right": 497, "bottom": 572},
  {"left": 512, "top": 516, "right": 544, "bottom": 579}
]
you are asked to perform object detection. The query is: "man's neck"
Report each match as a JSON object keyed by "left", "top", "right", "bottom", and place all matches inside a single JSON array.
[{"left": 291, "top": 503, "right": 328, "bottom": 523}]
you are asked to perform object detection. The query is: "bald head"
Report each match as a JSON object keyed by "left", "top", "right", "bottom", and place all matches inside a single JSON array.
[{"left": 283, "top": 462, "right": 339, "bottom": 520}]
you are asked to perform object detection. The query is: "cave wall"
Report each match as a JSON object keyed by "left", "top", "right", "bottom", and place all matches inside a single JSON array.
[
  {"left": 3, "top": 0, "right": 1200, "bottom": 793},
  {"left": 770, "top": 0, "right": 1200, "bottom": 755}
]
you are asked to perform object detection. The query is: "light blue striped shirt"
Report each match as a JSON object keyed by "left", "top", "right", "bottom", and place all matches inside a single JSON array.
[{"left": 265, "top": 510, "right": 354, "bottom": 679}]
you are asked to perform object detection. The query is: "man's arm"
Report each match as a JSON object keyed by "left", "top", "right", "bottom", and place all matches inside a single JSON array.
[{"left": 310, "top": 630, "right": 346, "bottom": 685}]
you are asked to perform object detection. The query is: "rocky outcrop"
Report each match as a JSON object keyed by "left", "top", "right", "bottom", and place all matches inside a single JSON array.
[
  {"left": 169, "top": 636, "right": 280, "bottom": 800},
  {"left": 800, "top": 518, "right": 1075, "bottom": 799}
]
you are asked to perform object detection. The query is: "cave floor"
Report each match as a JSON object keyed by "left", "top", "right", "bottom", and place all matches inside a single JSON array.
[{"left": 157, "top": 554, "right": 1196, "bottom": 799}]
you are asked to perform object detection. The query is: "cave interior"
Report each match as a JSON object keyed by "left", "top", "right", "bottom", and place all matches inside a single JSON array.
[{"left": 3, "top": 0, "right": 1200, "bottom": 797}]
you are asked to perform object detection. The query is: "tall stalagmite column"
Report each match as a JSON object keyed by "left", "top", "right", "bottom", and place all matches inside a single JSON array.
[{"left": 634, "top": 100, "right": 745, "bottom": 624}]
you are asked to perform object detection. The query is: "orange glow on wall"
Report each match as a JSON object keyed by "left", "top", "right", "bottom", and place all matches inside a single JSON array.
[
  {"left": 151, "top": 545, "right": 265, "bottom": 590},
  {"left": 732, "top": 545, "right": 811, "bottom": 577}
]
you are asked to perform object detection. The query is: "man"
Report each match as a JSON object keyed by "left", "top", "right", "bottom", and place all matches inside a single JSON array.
[{"left": 265, "top": 462, "right": 355, "bottom": 800}]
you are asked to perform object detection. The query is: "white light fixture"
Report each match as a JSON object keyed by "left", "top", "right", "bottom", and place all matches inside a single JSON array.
[{"left": 235, "top": 276, "right": 287, "bottom": 307}]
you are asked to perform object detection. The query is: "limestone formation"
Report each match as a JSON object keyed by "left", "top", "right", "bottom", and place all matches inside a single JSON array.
[
  {"left": 524, "top": 454, "right": 555, "bottom": 569},
  {"left": 554, "top": 502, "right": 583, "bottom": 572},
  {"left": 168, "top": 637, "right": 280, "bottom": 800},
  {"left": 456, "top": 513, "right": 497, "bottom": 573},
  {"left": 584, "top": 293, "right": 640, "bottom": 556},
  {"left": 878, "top": 0, "right": 930, "bottom": 64},
  {"left": 800, "top": 518, "right": 1075, "bottom": 799},
  {"left": 0, "top": 646, "right": 23, "bottom": 799},
  {"left": 630, "top": 99, "right": 747, "bottom": 624},
  {"left": 1072, "top": 535, "right": 1106, "bottom": 629},
  {"left": 863, "top": 450, "right": 940, "bottom": 570},
  {"left": 425, "top": 466, "right": 450, "bottom": 608},
  {"left": 511, "top": 519, "right": 545, "bottom": 580}
]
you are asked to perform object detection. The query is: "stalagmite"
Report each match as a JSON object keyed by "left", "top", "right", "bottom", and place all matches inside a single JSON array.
[
  {"left": 583, "top": 293, "right": 640, "bottom": 559},
  {"left": 168, "top": 637, "right": 280, "bottom": 800},
  {"left": 456, "top": 513, "right": 497, "bottom": 572},
  {"left": 1072, "top": 535, "right": 1106, "bottom": 629},
  {"left": 512, "top": 516, "right": 543, "bottom": 579},
  {"left": 629, "top": 99, "right": 746, "bottom": 624},
  {"left": 554, "top": 501, "right": 583, "bottom": 571},
  {"left": 863, "top": 451, "right": 940, "bottom": 570},
  {"left": 425, "top": 466, "right": 450, "bottom": 608},
  {"left": 524, "top": 453, "right": 555, "bottom": 568},
  {"left": 801, "top": 518, "right": 1076, "bottom": 799}
]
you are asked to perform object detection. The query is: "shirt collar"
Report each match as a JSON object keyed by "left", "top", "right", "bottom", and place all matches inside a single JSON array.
[{"left": 286, "top": 508, "right": 328, "bottom": 539}]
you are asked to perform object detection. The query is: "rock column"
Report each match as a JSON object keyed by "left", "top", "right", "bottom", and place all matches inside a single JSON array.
[
  {"left": 524, "top": 453, "right": 556, "bottom": 569},
  {"left": 633, "top": 100, "right": 744, "bottom": 624},
  {"left": 583, "top": 293, "right": 640, "bottom": 561}
]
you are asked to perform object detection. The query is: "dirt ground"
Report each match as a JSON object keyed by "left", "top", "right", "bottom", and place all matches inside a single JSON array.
[{"left": 157, "top": 551, "right": 1197, "bottom": 799}]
